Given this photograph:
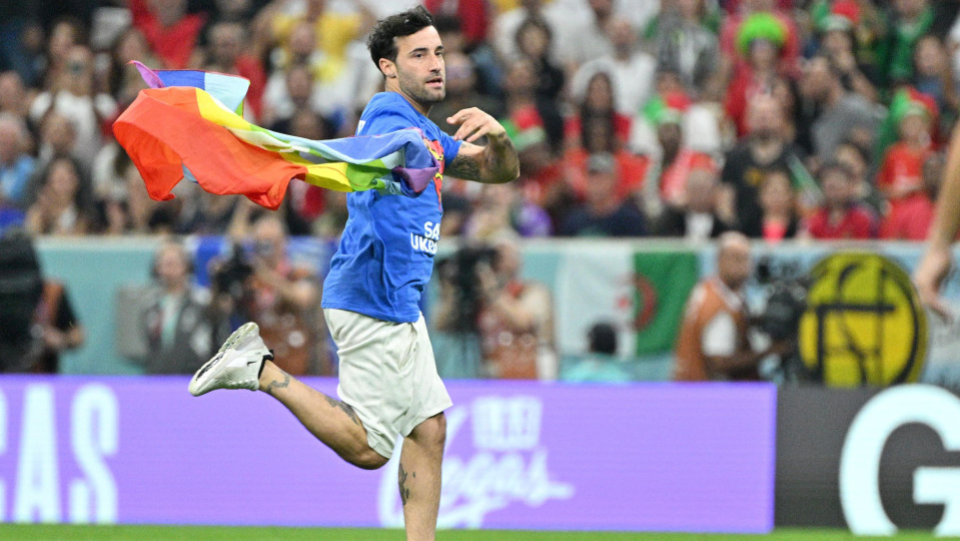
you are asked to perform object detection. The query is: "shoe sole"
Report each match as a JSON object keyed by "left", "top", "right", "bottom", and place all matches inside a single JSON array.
[{"left": 189, "top": 322, "right": 260, "bottom": 397}]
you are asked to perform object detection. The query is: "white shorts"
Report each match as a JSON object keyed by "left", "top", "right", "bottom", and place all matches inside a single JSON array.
[{"left": 324, "top": 308, "right": 452, "bottom": 459}]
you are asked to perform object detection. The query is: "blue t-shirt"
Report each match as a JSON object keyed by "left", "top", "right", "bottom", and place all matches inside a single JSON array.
[{"left": 321, "top": 92, "right": 462, "bottom": 323}]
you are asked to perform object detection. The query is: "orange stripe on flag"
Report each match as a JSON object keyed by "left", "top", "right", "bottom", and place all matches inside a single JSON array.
[{"left": 113, "top": 88, "right": 306, "bottom": 210}]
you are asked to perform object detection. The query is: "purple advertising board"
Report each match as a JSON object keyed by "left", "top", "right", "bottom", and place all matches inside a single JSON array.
[{"left": 0, "top": 377, "right": 775, "bottom": 532}]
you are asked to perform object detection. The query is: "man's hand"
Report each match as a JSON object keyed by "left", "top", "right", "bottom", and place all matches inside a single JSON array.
[
  {"left": 445, "top": 107, "right": 519, "bottom": 184},
  {"left": 447, "top": 107, "right": 506, "bottom": 143},
  {"left": 915, "top": 245, "right": 953, "bottom": 321}
]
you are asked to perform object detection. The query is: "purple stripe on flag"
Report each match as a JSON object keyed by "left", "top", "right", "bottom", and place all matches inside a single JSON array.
[{"left": 130, "top": 61, "right": 164, "bottom": 89}]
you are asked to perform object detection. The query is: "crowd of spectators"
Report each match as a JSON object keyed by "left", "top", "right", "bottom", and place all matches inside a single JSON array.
[{"left": 2, "top": 0, "right": 960, "bottom": 244}]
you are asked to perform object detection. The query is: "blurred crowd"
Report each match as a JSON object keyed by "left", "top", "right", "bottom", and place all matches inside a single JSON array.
[{"left": 1, "top": 0, "right": 959, "bottom": 243}]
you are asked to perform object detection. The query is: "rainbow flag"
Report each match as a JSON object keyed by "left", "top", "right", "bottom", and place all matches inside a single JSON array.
[{"left": 113, "top": 62, "right": 439, "bottom": 210}]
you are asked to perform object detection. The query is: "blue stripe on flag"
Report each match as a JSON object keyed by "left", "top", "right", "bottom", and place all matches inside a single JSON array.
[
  {"left": 156, "top": 70, "right": 206, "bottom": 89},
  {"left": 202, "top": 72, "right": 249, "bottom": 114}
]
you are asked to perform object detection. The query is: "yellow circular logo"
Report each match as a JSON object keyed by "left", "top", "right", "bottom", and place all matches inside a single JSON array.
[{"left": 798, "top": 252, "right": 927, "bottom": 386}]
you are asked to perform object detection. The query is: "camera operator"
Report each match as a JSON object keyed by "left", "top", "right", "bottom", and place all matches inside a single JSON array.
[
  {"left": 673, "top": 232, "right": 792, "bottom": 381},
  {"left": 211, "top": 215, "right": 324, "bottom": 375},
  {"left": 434, "top": 237, "right": 557, "bottom": 380},
  {"left": 0, "top": 229, "right": 84, "bottom": 373}
]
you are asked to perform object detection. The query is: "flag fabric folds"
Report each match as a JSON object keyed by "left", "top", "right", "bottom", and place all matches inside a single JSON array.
[{"left": 113, "top": 62, "right": 439, "bottom": 210}]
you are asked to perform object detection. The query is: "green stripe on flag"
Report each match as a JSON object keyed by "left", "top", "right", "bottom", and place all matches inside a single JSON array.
[{"left": 632, "top": 251, "right": 699, "bottom": 355}]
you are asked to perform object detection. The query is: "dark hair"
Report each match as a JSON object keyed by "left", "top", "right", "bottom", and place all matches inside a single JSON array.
[
  {"left": 514, "top": 17, "right": 553, "bottom": 57},
  {"left": 433, "top": 14, "right": 462, "bottom": 35},
  {"left": 367, "top": 6, "right": 435, "bottom": 73},
  {"left": 588, "top": 322, "right": 618, "bottom": 355},
  {"left": 579, "top": 71, "right": 617, "bottom": 152}
]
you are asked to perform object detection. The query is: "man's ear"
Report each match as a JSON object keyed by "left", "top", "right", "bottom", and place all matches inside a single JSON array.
[{"left": 379, "top": 58, "right": 398, "bottom": 79}]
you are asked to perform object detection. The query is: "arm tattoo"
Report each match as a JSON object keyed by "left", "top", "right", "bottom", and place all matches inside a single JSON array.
[
  {"left": 448, "top": 152, "right": 482, "bottom": 181},
  {"left": 264, "top": 371, "right": 291, "bottom": 396},
  {"left": 398, "top": 463, "right": 413, "bottom": 506},
  {"left": 448, "top": 132, "right": 518, "bottom": 183},
  {"left": 324, "top": 395, "right": 361, "bottom": 427}
]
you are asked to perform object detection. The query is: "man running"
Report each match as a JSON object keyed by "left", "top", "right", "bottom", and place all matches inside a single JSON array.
[{"left": 187, "top": 6, "right": 519, "bottom": 541}]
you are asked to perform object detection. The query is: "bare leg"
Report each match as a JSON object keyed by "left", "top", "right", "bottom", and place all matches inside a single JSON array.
[
  {"left": 398, "top": 413, "right": 446, "bottom": 541},
  {"left": 258, "top": 360, "right": 388, "bottom": 470}
]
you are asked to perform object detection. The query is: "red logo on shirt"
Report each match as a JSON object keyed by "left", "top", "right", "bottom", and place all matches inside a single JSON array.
[{"left": 423, "top": 138, "right": 445, "bottom": 205}]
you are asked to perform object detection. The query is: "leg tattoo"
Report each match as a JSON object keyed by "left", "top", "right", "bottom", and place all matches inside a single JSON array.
[
  {"left": 324, "top": 395, "right": 361, "bottom": 426},
  {"left": 264, "top": 371, "right": 291, "bottom": 396},
  {"left": 399, "top": 463, "right": 413, "bottom": 506}
]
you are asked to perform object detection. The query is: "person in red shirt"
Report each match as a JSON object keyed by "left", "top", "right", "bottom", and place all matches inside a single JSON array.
[
  {"left": 804, "top": 160, "right": 877, "bottom": 240},
  {"left": 719, "top": 0, "right": 801, "bottom": 77},
  {"left": 881, "top": 151, "right": 943, "bottom": 240},
  {"left": 724, "top": 13, "right": 790, "bottom": 137},
  {"left": 563, "top": 71, "right": 647, "bottom": 200},
  {"left": 876, "top": 102, "right": 934, "bottom": 216},
  {"left": 128, "top": 0, "right": 206, "bottom": 70}
]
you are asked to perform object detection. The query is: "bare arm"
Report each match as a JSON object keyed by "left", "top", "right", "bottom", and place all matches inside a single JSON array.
[
  {"left": 915, "top": 124, "right": 960, "bottom": 319},
  {"left": 444, "top": 107, "right": 520, "bottom": 184}
]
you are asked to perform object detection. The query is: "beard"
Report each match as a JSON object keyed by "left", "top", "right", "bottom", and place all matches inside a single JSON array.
[
  {"left": 398, "top": 70, "right": 445, "bottom": 108},
  {"left": 752, "top": 128, "right": 779, "bottom": 143}
]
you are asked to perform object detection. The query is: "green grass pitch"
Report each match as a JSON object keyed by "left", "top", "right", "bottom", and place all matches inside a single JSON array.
[{"left": 0, "top": 526, "right": 948, "bottom": 541}]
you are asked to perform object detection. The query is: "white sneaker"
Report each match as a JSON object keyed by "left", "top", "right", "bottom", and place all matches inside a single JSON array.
[{"left": 189, "top": 322, "right": 273, "bottom": 397}]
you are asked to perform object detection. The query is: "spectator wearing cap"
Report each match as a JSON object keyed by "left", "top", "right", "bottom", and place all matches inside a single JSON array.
[
  {"left": 499, "top": 58, "right": 564, "bottom": 216},
  {"left": 633, "top": 91, "right": 719, "bottom": 214},
  {"left": 880, "top": 151, "right": 942, "bottom": 240},
  {"left": 802, "top": 161, "right": 877, "bottom": 240},
  {"left": 725, "top": 12, "right": 790, "bottom": 137},
  {"left": 811, "top": 1, "right": 879, "bottom": 104},
  {"left": 719, "top": 0, "right": 801, "bottom": 78},
  {"left": 876, "top": 89, "right": 934, "bottom": 216},
  {"left": 559, "top": 153, "right": 646, "bottom": 238}
]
